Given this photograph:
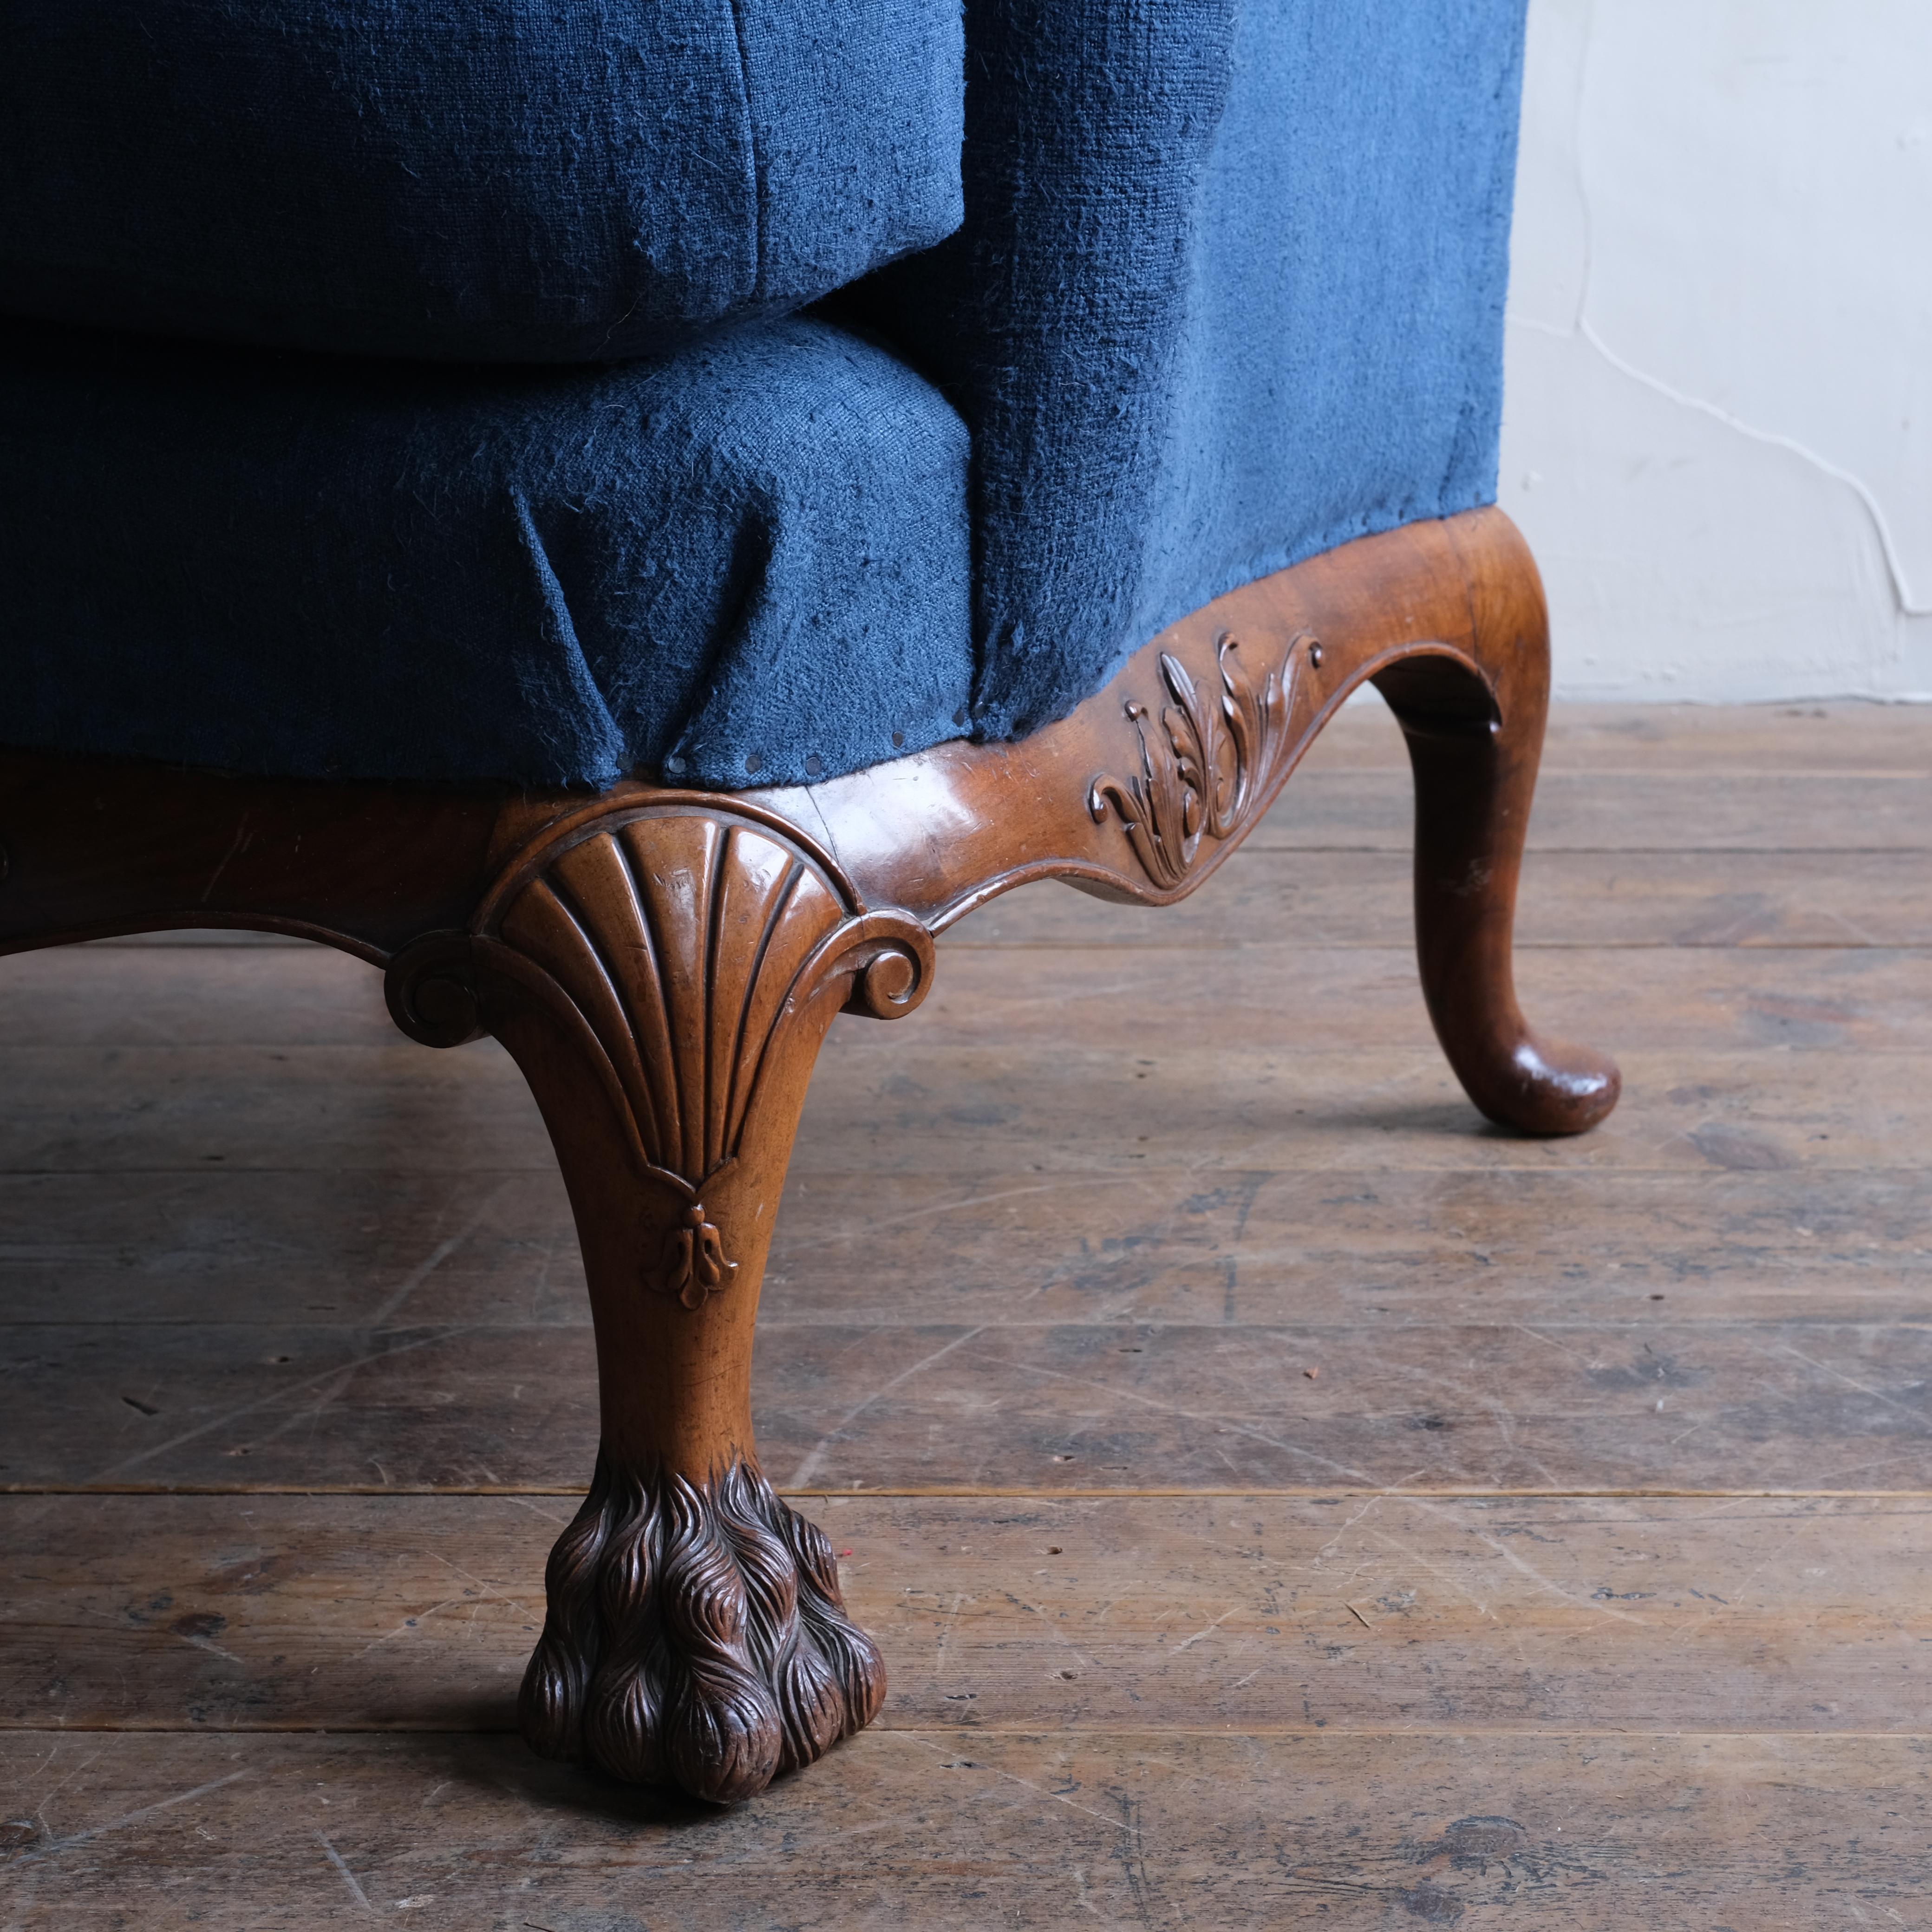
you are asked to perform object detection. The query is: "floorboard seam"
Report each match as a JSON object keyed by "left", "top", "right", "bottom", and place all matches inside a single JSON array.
[{"left": 7, "top": 1484, "right": 1931, "bottom": 1501}]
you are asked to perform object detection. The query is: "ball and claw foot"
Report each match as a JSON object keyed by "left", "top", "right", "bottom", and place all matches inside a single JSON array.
[{"left": 519, "top": 1452, "right": 886, "bottom": 1805}]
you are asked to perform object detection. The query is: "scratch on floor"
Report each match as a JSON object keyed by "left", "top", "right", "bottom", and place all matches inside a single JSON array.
[
  {"left": 782, "top": 1178, "right": 1148, "bottom": 1260},
  {"left": 1474, "top": 1528, "right": 1647, "bottom": 1623},
  {"left": 426, "top": 1548, "right": 538, "bottom": 1620},
  {"left": 1506, "top": 1322, "right": 1597, "bottom": 1367},
  {"left": 1766, "top": 1338, "right": 1932, "bottom": 1428},
  {"left": 1073, "top": 1864, "right": 1105, "bottom": 1916},
  {"left": 222, "top": 1358, "right": 397, "bottom": 1467},
  {"left": 1812, "top": 906, "right": 1889, "bottom": 948},
  {"left": 992, "top": 1353, "right": 1384, "bottom": 1489},
  {"left": 1316, "top": 1474, "right": 1433, "bottom": 1565},
  {"left": 15, "top": 1769, "right": 249, "bottom": 1867},
  {"left": 367, "top": 1186, "right": 509, "bottom": 1328},
  {"left": 1367, "top": 1528, "right": 1498, "bottom": 1622},
  {"left": 1170, "top": 1606, "right": 1237, "bottom": 1653},
  {"left": 1475, "top": 1393, "right": 1564, "bottom": 1491},
  {"left": 349, "top": 1596, "right": 472, "bottom": 1661},
  {"left": 90, "top": 1325, "right": 470, "bottom": 1481},
  {"left": 25, "top": 1743, "right": 99, "bottom": 1835},
  {"left": 901, "top": 1732, "right": 1129, "bottom": 1834},
  {"left": 174, "top": 1629, "right": 245, "bottom": 1666},
  {"left": 998, "top": 1590, "right": 1098, "bottom": 1672},
  {"left": 786, "top": 1326, "right": 988, "bottom": 1488},
  {"left": 504, "top": 1495, "right": 574, "bottom": 1528},
  {"left": 1670, "top": 1520, "right": 1808, "bottom": 1641},
  {"left": 317, "top": 1829, "right": 376, "bottom": 1913},
  {"left": 1355, "top": 1484, "right": 1695, "bottom": 1632},
  {"left": 932, "top": 1590, "right": 967, "bottom": 1682}
]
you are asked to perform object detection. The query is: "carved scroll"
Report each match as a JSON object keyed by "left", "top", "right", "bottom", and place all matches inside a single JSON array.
[{"left": 1089, "top": 631, "right": 1306, "bottom": 889}]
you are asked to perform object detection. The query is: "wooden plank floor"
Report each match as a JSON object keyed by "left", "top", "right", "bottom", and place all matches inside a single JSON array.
[{"left": 3, "top": 700, "right": 1930, "bottom": 1928}]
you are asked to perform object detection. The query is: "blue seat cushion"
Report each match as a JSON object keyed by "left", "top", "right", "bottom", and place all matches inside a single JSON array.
[
  {"left": 0, "top": 314, "right": 973, "bottom": 789},
  {"left": 0, "top": 0, "right": 964, "bottom": 362},
  {"left": 850, "top": 0, "right": 1529, "bottom": 741}
]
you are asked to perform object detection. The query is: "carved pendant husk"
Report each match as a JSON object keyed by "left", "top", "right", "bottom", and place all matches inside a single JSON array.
[{"left": 518, "top": 1451, "right": 887, "bottom": 1804}]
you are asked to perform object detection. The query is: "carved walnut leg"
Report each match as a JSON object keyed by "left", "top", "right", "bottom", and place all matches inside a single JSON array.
[
  {"left": 1373, "top": 527, "right": 1620, "bottom": 1137},
  {"left": 386, "top": 802, "right": 933, "bottom": 1801}
]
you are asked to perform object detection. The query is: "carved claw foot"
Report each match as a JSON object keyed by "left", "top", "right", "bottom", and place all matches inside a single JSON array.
[{"left": 519, "top": 1453, "right": 887, "bottom": 1804}]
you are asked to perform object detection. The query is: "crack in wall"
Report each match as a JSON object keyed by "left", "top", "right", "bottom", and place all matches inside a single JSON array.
[{"left": 1519, "top": 0, "right": 1932, "bottom": 622}]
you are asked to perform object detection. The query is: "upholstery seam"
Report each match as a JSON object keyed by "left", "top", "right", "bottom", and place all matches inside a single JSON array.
[{"left": 723, "top": 0, "right": 764, "bottom": 306}]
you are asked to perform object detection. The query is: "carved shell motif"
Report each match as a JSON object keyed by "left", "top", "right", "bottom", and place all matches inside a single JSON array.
[
  {"left": 1089, "top": 631, "right": 1303, "bottom": 891},
  {"left": 491, "top": 815, "right": 847, "bottom": 1195},
  {"left": 433, "top": 811, "right": 929, "bottom": 1309},
  {"left": 386, "top": 808, "right": 931, "bottom": 1311}
]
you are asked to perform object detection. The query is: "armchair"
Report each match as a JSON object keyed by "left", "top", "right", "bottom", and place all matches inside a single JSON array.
[{"left": 0, "top": 0, "right": 1618, "bottom": 1802}]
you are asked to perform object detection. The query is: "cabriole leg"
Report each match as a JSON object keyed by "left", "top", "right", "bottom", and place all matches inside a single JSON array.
[
  {"left": 387, "top": 803, "right": 933, "bottom": 1801},
  {"left": 1374, "top": 526, "right": 1620, "bottom": 1137}
]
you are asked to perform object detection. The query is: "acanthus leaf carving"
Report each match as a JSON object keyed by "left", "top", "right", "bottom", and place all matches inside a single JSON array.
[{"left": 1088, "top": 630, "right": 1305, "bottom": 890}]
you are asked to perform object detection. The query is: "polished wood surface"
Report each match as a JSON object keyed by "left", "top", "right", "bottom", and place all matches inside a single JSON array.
[
  {"left": 0, "top": 508, "right": 1616, "bottom": 1803},
  {"left": 0, "top": 699, "right": 1924, "bottom": 1922}
]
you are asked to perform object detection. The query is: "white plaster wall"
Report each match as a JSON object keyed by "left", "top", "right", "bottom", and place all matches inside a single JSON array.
[{"left": 1501, "top": 0, "right": 1932, "bottom": 700}]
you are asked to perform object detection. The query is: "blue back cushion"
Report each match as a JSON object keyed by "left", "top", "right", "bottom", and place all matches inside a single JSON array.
[
  {"left": 0, "top": 0, "right": 964, "bottom": 361},
  {"left": 853, "top": 0, "right": 1529, "bottom": 740}
]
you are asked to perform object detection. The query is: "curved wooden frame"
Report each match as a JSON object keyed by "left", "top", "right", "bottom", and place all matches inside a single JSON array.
[{"left": 0, "top": 505, "right": 1618, "bottom": 1802}]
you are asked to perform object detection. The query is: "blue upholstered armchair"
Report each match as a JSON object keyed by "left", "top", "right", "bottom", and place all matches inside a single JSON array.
[{"left": 0, "top": 0, "right": 1617, "bottom": 1801}]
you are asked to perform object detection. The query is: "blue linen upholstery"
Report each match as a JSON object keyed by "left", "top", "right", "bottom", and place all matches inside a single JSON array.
[
  {"left": 856, "top": 0, "right": 1529, "bottom": 742},
  {"left": 0, "top": 0, "right": 964, "bottom": 362},
  {"left": 0, "top": 0, "right": 1530, "bottom": 790},
  {"left": 0, "top": 315, "right": 973, "bottom": 790}
]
